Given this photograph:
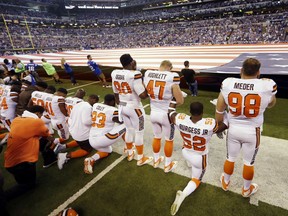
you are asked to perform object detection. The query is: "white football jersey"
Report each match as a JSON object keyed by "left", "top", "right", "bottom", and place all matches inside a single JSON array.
[
  {"left": 31, "top": 91, "right": 47, "bottom": 108},
  {"left": 42, "top": 93, "right": 55, "bottom": 117},
  {"left": 0, "top": 86, "right": 18, "bottom": 119},
  {"left": 90, "top": 103, "right": 119, "bottom": 136},
  {"left": 65, "top": 96, "right": 83, "bottom": 117},
  {"left": 69, "top": 101, "right": 92, "bottom": 141},
  {"left": 221, "top": 78, "right": 277, "bottom": 127},
  {"left": 50, "top": 95, "right": 66, "bottom": 120},
  {"left": 0, "top": 84, "right": 6, "bottom": 98},
  {"left": 111, "top": 69, "right": 145, "bottom": 108},
  {"left": 175, "top": 113, "right": 218, "bottom": 155},
  {"left": 144, "top": 70, "right": 180, "bottom": 112}
]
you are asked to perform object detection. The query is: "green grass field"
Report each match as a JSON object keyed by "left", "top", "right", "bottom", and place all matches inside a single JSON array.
[{"left": 1, "top": 79, "right": 287, "bottom": 216}]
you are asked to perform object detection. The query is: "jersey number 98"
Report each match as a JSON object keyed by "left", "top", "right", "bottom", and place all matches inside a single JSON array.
[{"left": 228, "top": 93, "right": 261, "bottom": 118}]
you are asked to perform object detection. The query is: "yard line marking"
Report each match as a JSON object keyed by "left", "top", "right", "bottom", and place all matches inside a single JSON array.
[
  {"left": 143, "top": 104, "right": 150, "bottom": 109},
  {"left": 43, "top": 78, "right": 53, "bottom": 81},
  {"left": 67, "top": 91, "right": 75, "bottom": 96},
  {"left": 67, "top": 81, "right": 100, "bottom": 91},
  {"left": 48, "top": 155, "right": 126, "bottom": 216}
]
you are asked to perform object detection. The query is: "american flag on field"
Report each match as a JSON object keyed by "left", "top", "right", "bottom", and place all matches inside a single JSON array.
[{"left": 1, "top": 44, "right": 288, "bottom": 75}]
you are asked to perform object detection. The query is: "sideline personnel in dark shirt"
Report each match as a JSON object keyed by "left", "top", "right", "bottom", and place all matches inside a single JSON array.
[{"left": 181, "top": 61, "right": 198, "bottom": 96}]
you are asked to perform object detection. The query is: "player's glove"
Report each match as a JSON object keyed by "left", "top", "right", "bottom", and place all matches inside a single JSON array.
[{"left": 217, "top": 131, "right": 226, "bottom": 139}]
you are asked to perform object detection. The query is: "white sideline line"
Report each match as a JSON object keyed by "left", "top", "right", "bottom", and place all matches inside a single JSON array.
[
  {"left": 67, "top": 81, "right": 100, "bottom": 91},
  {"left": 48, "top": 155, "right": 125, "bottom": 216},
  {"left": 67, "top": 91, "right": 75, "bottom": 96},
  {"left": 143, "top": 104, "right": 150, "bottom": 109}
]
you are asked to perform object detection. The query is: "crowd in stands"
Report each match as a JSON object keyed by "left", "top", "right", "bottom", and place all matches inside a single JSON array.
[{"left": 1, "top": 11, "right": 286, "bottom": 54}]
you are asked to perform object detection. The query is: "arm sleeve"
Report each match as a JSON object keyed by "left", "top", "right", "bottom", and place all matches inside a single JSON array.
[
  {"left": 133, "top": 72, "right": 146, "bottom": 95},
  {"left": 172, "top": 73, "right": 180, "bottom": 84}
]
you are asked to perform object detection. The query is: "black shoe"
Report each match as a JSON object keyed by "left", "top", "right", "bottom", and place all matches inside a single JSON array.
[{"left": 43, "top": 158, "right": 57, "bottom": 168}]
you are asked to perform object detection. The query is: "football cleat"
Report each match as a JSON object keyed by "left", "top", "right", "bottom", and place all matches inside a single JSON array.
[
  {"left": 170, "top": 190, "right": 186, "bottom": 216},
  {"left": 57, "top": 207, "right": 78, "bottom": 216},
  {"left": 137, "top": 156, "right": 153, "bottom": 166},
  {"left": 57, "top": 153, "right": 69, "bottom": 170},
  {"left": 220, "top": 173, "right": 230, "bottom": 191},
  {"left": 153, "top": 156, "right": 164, "bottom": 168},
  {"left": 164, "top": 161, "right": 178, "bottom": 173},
  {"left": 242, "top": 183, "right": 259, "bottom": 198},
  {"left": 84, "top": 157, "right": 95, "bottom": 174},
  {"left": 127, "top": 150, "right": 135, "bottom": 162},
  {"left": 54, "top": 143, "right": 66, "bottom": 154}
]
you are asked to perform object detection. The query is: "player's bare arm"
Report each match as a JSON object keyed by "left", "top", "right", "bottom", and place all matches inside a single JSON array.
[
  {"left": 11, "top": 96, "right": 19, "bottom": 103},
  {"left": 114, "top": 93, "right": 120, "bottom": 105},
  {"left": 139, "top": 89, "right": 148, "bottom": 99},
  {"left": 112, "top": 116, "right": 123, "bottom": 124},
  {"left": 215, "top": 92, "right": 227, "bottom": 123},
  {"left": 27, "top": 98, "right": 34, "bottom": 108},
  {"left": 168, "top": 100, "right": 178, "bottom": 124},
  {"left": 58, "top": 102, "right": 68, "bottom": 117},
  {"left": 268, "top": 95, "right": 276, "bottom": 108},
  {"left": 171, "top": 84, "right": 184, "bottom": 105}
]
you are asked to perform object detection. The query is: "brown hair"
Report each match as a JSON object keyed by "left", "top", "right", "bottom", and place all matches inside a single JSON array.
[{"left": 242, "top": 58, "right": 261, "bottom": 76}]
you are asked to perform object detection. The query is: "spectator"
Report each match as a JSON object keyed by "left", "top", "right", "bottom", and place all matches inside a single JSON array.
[{"left": 181, "top": 61, "right": 198, "bottom": 96}]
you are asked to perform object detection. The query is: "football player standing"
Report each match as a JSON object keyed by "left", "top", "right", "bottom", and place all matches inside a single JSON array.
[
  {"left": 216, "top": 58, "right": 277, "bottom": 197},
  {"left": 144, "top": 60, "right": 184, "bottom": 172}
]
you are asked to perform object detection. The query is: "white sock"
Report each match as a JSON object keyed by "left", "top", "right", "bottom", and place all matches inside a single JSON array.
[
  {"left": 153, "top": 152, "right": 160, "bottom": 162},
  {"left": 182, "top": 181, "right": 196, "bottom": 197},
  {"left": 127, "top": 149, "right": 133, "bottom": 155},
  {"left": 243, "top": 179, "right": 252, "bottom": 190},
  {"left": 54, "top": 138, "right": 60, "bottom": 144},
  {"left": 91, "top": 154, "right": 100, "bottom": 161},
  {"left": 165, "top": 157, "right": 171, "bottom": 166},
  {"left": 224, "top": 173, "right": 231, "bottom": 184},
  {"left": 137, "top": 154, "right": 143, "bottom": 160}
]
